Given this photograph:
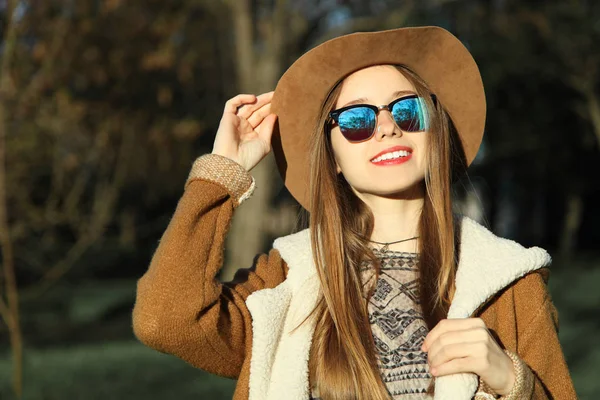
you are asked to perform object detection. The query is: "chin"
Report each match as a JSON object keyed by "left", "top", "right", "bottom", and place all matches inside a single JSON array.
[
  {"left": 379, "top": 181, "right": 424, "bottom": 195},
  {"left": 379, "top": 188, "right": 418, "bottom": 197},
  {"left": 353, "top": 184, "right": 418, "bottom": 198}
]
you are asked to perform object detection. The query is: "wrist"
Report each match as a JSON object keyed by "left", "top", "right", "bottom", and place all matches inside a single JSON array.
[
  {"left": 496, "top": 350, "right": 517, "bottom": 396},
  {"left": 186, "top": 153, "right": 256, "bottom": 206},
  {"left": 210, "top": 152, "right": 249, "bottom": 171},
  {"left": 475, "top": 349, "right": 534, "bottom": 400},
  {"left": 500, "top": 349, "right": 534, "bottom": 399}
]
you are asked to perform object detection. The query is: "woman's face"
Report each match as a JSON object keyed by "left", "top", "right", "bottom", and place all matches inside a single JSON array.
[{"left": 330, "top": 65, "right": 429, "bottom": 199}]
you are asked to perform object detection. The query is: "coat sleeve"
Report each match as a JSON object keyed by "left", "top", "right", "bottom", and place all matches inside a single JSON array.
[
  {"left": 132, "top": 153, "right": 289, "bottom": 378},
  {"left": 504, "top": 268, "right": 577, "bottom": 400}
]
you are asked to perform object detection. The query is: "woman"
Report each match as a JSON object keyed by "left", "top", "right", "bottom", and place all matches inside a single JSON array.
[{"left": 132, "top": 26, "right": 577, "bottom": 400}]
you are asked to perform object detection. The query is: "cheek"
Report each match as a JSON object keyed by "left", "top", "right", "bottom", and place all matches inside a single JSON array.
[
  {"left": 415, "top": 134, "right": 428, "bottom": 167},
  {"left": 330, "top": 131, "right": 354, "bottom": 172}
]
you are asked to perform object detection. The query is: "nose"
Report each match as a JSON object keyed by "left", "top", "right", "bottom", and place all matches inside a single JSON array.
[{"left": 374, "top": 109, "right": 402, "bottom": 140}]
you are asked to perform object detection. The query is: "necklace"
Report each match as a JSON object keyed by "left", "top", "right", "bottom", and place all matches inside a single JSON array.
[{"left": 365, "top": 235, "right": 419, "bottom": 256}]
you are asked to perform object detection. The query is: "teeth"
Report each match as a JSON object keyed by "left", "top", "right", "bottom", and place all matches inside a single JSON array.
[{"left": 372, "top": 150, "right": 410, "bottom": 163}]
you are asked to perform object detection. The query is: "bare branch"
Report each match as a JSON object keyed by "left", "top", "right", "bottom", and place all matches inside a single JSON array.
[
  {"left": 0, "top": 297, "right": 13, "bottom": 331},
  {"left": 584, "top": 89, "right": 600, "bottom": 149},
  {"left": 21, "top": 233, "right": 96, "bottom": 300},
  {"left": 24, "top": 121, "right": 136, "bottom": 299},
  {"left": 0, "top": 2, "right": 24, "bottom": 397},
  {"left": 17, "top": 12, "right": 73, "bottom": 115},
  {"left": 311, "top": 5, "right": 414, "bottom": 45}
]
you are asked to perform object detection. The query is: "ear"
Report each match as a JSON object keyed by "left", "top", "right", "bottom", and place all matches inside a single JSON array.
[{"left": 336, "top": 161, "right": 342, "bottom": 174}]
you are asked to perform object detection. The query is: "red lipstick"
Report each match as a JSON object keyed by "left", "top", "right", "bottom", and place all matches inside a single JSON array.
[{"left": 370, "top": 145, "right": 413, "bottom": 166}]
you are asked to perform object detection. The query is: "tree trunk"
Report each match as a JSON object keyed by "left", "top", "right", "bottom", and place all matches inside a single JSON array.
[
  {"left": 559, "top": 191, "right": 583, "bottom": 258},
  {"left": 0, "top": 2, "right": 23, "bottom": 396},
  {"left": 221, "top": 0, "right": 287, "bottom": 281},
  {"left": 585, "top": 89, "right": 600, "bottom": 150},
  {"left": 531, "top": 182, "right": 547, "bottom": 244},
  {"left": 493, "top": 165, "right": 519, "bottom": 239}
]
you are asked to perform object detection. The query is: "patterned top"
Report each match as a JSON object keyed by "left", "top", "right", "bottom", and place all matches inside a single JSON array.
[{"left": 310, "top": 248, "right": 433, "bottom": 399}]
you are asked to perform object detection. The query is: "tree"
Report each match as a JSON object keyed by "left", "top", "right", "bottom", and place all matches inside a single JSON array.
[{"left": 1, "top": 1, "right": 232, "bottom": 395}]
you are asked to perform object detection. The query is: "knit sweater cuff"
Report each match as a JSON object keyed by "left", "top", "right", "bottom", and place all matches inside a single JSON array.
[
  {"left": 185, "top": 153, "right": 256, "bottom": 207},
  {"left": 474, "top": 349, "right": 535, "bottom": 400},
  {"left": 500, "top": 349, "right": 535, "bottom": 399}
]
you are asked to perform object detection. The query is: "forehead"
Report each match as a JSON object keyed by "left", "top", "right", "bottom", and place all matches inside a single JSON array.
[{"left": 335, "top": 65, "right": 415, "bottom": 107}]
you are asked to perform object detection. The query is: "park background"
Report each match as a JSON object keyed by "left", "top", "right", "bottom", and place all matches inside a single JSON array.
[{"left": 0, "top": 0, "right": 599, "bottom": 398}]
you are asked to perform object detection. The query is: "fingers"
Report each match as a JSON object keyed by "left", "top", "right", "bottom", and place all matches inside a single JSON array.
[
  {"left": 224, "top": 94, "right": 257, "bottom": 114},
  {"left": 427, "top": 326, "right": 488, "bottom": 353},
  {"left": 247, "top": 102, "right": 272, "bottom": 128},
  {"left": 428, "top": 343, "right": 486, "bottom": 376},
  {"left": 237, "top": 91, "right": 274, "bottom": 118},
  {"left": 256, "top": 113, "right": 278, "bottom": 148},
  {"left": 422, "top": 317, "right": 486, "bottom": 352},
  {"left": 426, "top": 328, "right": 490, "bottom": 366}
]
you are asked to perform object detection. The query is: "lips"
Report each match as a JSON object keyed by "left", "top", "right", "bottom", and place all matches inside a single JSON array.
[{"left": 370, "top": 145, "right": 413, "bottom": 161}]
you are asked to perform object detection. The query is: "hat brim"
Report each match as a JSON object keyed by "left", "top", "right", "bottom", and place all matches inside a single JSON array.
[{"left": 271, "top": 26, "right": 486, "bottom": 212}]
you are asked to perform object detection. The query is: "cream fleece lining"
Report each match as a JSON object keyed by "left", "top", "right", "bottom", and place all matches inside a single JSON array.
[{"left": 246, "top": 215, "right": 551, "bottom": 400}]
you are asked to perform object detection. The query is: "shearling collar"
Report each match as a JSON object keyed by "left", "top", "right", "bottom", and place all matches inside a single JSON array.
[{"left": 245, "top": 215, "right": 551, "bottom": 400}]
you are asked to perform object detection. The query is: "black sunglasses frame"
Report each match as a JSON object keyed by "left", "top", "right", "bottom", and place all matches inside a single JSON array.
[{"left": 327, "top": 93, "right": 438, "bottom": 143}]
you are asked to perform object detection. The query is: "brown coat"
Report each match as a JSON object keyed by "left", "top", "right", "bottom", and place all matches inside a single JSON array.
[{"left": 132, "top": 154, "right": 577, "bottom": 400}]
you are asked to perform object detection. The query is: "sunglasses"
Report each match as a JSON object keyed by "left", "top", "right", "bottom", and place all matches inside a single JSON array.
[{"left": 327, "top": 94, "right": 437, "bottom": 143}]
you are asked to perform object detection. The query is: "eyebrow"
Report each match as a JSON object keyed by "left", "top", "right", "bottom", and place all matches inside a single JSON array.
[{"left": 340, "top": 90, "right": 416, "bottom": 108}]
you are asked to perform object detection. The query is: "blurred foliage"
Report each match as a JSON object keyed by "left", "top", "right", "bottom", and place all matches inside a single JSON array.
[
  {"left": 0, "top": 0, "right": 599, "bottom": 398},
  {"left": 4, "top": 0, "right": 235, "bottom": 293}
]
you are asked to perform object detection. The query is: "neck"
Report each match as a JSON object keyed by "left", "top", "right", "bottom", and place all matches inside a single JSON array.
[{"left": 353, "top": 182, "right": 424, "bottom": 253}]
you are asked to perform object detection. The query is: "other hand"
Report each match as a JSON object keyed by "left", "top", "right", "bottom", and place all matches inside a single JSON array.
[{"left": 421, "top": 318, "right": 516, "bottom": 396}]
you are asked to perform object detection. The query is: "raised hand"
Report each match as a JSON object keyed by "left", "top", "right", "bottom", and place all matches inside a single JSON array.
[{"left": 211, "top": 91, "right": 277, "bottom": 172}]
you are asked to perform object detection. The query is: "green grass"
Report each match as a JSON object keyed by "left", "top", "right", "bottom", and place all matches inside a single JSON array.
[
  {"left": 548, "top": 260, "right": 600, "bottom": 399},
  {"left": 0, "top": 341, "right": 236, "bottom": 400}
]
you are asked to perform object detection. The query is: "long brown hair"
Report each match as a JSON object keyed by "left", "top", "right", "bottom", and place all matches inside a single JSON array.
[{"left": 293, "top": 64, "right": 467, "bottom": 399}]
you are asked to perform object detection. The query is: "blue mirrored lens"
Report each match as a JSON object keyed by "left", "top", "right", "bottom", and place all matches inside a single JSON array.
[
  {"left": 391, "top": 97, "right": 429, "bottom": 131},
  {"left": 338, "top": 107, "right": 376, "bottom": 141}
]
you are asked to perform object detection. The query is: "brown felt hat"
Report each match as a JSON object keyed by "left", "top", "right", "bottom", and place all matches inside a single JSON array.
[{"left": 270, "top": 26, "right": 486, "bottom": 211}]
